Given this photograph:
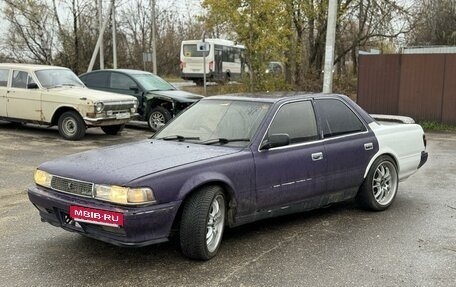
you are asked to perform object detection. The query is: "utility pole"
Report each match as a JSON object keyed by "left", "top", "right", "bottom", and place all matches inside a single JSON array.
[
  {"left": 201, "top": 31, "right": 207, "bottom": 96},
  {"left": 112, "top": 0, "right": 117, "bottom": 69},
  {"left": 151, "top": 0, "right": 157, "bottom": 74},
  {"left": 87, "top": 0, "right": 114, "bottom": 72},
  {"left": 98, "top": 0, "right": 104, "bottom": 69},
  {"left": 322, "top": 0, "right": 337, "bottom": 93}
]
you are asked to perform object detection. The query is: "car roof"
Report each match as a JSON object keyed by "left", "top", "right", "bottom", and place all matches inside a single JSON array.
[
  {"left": 0, "top": 63, "right": 69, "bottom": 71},
  {"left": 81, "top": 69, "right": 151, "bottom": 76},
  {"left": 204, "top": 92, "right": 347, "bottom": 103}
]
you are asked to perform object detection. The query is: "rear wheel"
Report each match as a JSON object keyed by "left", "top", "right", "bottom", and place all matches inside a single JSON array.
[
  {"left": 357, "top": 155, "right": 398, "bottom": 211},
  {"left": 58, "top": 111, "right": 86, "bottom": 140},
  {"left": 147, "top": 106, "right": 171, "bottom": 132},
  {"left": 179, "top": 186, "right": 226, "bottom": 260},
  {"left": 101, "top": 124, "right": 125, "bottom": 135}
]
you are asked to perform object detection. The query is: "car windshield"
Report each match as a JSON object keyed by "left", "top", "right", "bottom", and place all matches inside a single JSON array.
[
  {"left": 154, "top": 99, "right": 271, "bottom": 147},
  {"left": 35, "top": 69, "right": 84, "bottom": 88},
  {"left": 132, "top": 73, "right": 175, "bottom": 91}
]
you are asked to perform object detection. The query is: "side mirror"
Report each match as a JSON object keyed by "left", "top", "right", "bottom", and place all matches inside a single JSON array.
[
  {"left": 260, "top": 133, "right": 290, "bottom": 150},
  {"left": 27, "top": 83, "right": 39, "bottom": 89},
  {"left": 129, "top": 86, "right": 140, "bottom": 93}
]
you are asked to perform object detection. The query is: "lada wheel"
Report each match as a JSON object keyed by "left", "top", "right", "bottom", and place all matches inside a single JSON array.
[
  {"left": 101, "top": 124, "right": 125, "bottom": 135},
  {"left": 357, "top": 155, "right": 398, "bottom": 211},
  {"left": 179, "top": 186, "right": 226, "bottom": 260},
  {"left": 147, "top": 106, "right": 171, "bottom": 132},
  {"left": 58, "top": 111, "right": 86, "bottom": 140}
]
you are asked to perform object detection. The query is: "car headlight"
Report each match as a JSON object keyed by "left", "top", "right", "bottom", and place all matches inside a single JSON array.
[
  {"left": 34, "top": 169, "right": 52, "bottom": 188},
  {"left": 95, "top": 102, "right": 104, "bottom": 112},
  {"left": 95, "top": 185, "right": 156, "bottom": 205}
]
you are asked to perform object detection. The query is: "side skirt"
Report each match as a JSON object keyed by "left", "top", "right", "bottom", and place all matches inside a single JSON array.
[{"left": 231, "top": 188, "right": 358, "bottom": 227}]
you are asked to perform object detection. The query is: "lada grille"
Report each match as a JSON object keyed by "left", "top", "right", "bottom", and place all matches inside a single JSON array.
[{"left": 50, "top": 176, "right": 94, "bottom": 197}]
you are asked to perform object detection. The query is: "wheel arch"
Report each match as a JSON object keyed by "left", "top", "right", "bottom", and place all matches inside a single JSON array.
[
  {"left": 145, "top": 97, "right": 174, "bottom": 116},
  {"left": 363, "top": 151, "right": 399, "bottom": 179},
  {"left": 171, "top": 175, "right": 237, "bottom": 231},
  {"left": 51, "top": 106, "right": 81, "bottom": 126}
]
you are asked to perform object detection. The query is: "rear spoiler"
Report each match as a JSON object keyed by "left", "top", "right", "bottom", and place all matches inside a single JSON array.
[{"left": 370, "top": 114, "right": 415, "bottom": 124}]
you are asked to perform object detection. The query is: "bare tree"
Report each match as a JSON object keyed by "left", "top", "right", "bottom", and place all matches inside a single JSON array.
[{"left": 3, "top": 0, "right": 56, "bottom": 64}]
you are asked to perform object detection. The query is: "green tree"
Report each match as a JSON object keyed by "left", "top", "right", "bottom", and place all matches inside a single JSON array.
[{"left": 203, "top": 0, "right": 291, "bottom": 91}]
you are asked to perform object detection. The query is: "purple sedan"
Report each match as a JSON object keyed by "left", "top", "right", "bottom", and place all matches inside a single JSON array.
[{"left": 28, "top": 93, "right": 428, "bottom": 260}]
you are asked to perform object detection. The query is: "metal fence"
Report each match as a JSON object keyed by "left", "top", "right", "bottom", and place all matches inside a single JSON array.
[{"left": 357, "top": 54, "right": 456, "bottom": 124}]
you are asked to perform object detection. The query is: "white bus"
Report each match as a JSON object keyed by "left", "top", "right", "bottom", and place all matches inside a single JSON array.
[{"left": 180, "top": 39, "right": 246, "bottom": 85}]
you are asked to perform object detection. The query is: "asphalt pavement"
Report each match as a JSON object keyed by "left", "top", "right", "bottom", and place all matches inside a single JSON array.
[{"left": 0, "top": 121, "right": 455, "bottom": 287}]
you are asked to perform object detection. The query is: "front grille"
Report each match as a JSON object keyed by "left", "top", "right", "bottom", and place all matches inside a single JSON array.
[
  {"left": 103, "top": 100, "right": 136, "bottom": 111},
  {"left": 50, "top": 176, "right": 94, "bottom": 197}
]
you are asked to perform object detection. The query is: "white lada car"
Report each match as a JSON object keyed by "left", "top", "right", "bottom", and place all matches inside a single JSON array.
[{"left": 0, "top": 63, "right": 138, "bottom": 140}]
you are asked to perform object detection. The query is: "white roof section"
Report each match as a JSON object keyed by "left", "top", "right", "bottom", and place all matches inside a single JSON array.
[
  {"left": 401, "top": 46, "right": 456, "bottom": 54},
  {"left": 181, "top": 38, "right": 245, "bottom": 49},
  {"left": 0, "top": 63, "right": 69, "bottom": 71}
]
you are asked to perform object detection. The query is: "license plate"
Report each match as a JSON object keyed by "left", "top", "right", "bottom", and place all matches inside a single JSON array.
[
  {"left": 115, "top": 112, "right": 130, "bottom": 120},
  {"left": 192, "top": 69, "right": 200, "bottom": 72},
  {"left": 70, "top": 206, "right": 124, "bottom": 227}
]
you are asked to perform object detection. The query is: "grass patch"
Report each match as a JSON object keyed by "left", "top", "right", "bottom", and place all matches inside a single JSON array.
[
  {"left": 418, "top": 121, "right": 456, "bottom": 132},
  {"left": 181, "top": 83, "right": 250, "bottom": 96}
]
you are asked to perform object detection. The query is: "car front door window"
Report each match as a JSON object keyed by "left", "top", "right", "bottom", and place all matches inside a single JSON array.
[{"left": 12, "top": 71, "right": 34, "bottom": 89}]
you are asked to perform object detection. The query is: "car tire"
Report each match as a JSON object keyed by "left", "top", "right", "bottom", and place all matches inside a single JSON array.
[
  {"left": 357, "top": 155, "right": 398, "bottom": 211},
  {"left": 101, "top": 124, "right": 125, "bottom": 135},
  {"left": 147, "top": 106, "right": 171, "bottom": 132},
  {"left": 58, "top": 111, "right": 86, "bottom": 140},
  {"left": 179, "top": 186, "right": 226, "bottom": 260}
]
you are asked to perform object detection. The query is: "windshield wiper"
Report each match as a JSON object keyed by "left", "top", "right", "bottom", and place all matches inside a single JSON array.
[
  {"left": 203, "top": 138, "right": 250, "bottom": 145},
  {"left": 157, "top": 135, "right": 200, "bottom": 142}
]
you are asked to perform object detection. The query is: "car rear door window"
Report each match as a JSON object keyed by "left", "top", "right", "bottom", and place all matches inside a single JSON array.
[
  {"left": 316, "top": 99, "right": 366, "bottom": 138},
  {"left": 268, "top": 101, "right": 319, "bottom": 145},
  {"left": 82, "top": 72, "right": 109, "bottom": 88},
  {"left": 0, "top": 69, "right": 9, "bottom": 87}
]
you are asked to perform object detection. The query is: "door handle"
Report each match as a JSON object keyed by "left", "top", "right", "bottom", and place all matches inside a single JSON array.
[
  {"left": 364, "top": 143, "right": 373, "bottom": 150},
  {"left": 312, "top": 152, "right": 323, "bottom": 161}
]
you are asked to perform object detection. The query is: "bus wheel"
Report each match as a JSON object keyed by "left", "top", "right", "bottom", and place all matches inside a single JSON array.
[{"left": 194, "top": 79, "right": 203, "bottom": 86}]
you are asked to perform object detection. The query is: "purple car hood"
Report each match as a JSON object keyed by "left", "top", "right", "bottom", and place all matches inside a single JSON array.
[{"left": 39, "top": 139, "right": 240, "bottom": 185}]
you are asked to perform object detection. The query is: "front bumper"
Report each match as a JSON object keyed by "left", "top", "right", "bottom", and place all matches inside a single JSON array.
[
  {"left": 28, "top": 185, "right": 181, "bottom": 247},
  {"left": 83, "top": 113, "right": 139, "bottom": 127}
]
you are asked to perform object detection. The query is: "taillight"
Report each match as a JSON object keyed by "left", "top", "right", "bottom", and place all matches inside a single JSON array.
[
  {"left": 209, "top": 61, "right": 213, "bottom": 71},
  {"left": 180, "top": 61, "right": 186, "bottom": 70}
]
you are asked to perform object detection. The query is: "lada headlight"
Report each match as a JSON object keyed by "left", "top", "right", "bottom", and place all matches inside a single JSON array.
[
  {"left": 34, "top": 169, "right": 52, "bottom": 188},
  {"left": 95, "top": 185, "right": 156, "bottom": 205},
  {"left": 95, "top": 101, "right": 105, "bottom": 112}
]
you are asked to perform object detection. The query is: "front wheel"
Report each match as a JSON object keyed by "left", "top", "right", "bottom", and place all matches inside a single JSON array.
[
  {"left": 179, "top": 186, "right": 226, "bottom": 260},
  {"left": 58, "top": 111, "right": 86, "bottom": 140},
  {"left": 357, "top": 155, "right": 398, "bottom": 211},
  {"left": 147, "top": 106, "right": 171, "bottom": 132},
  {"left": 101, "top": 124, "right": 125, "bottom": 135}
]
